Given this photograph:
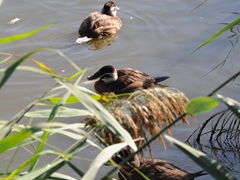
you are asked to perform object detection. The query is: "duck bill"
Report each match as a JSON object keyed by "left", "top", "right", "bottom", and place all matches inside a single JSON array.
[
  {"left": 87, "top": 72, "right": 101, "bottom": 80},
  {"left": 87, "top": 75, "right": 97, "bottom": 80}
]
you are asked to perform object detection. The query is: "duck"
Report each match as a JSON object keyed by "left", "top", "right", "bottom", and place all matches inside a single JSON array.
[
  {"left": 76, "top": 1, "right": 122, "bottom": 44},
  {"left": 87, "top": 65, "right": 169, "bottom": 94},
  {"left": 110, "top": 150, "right": 207, "bottom": 180}
]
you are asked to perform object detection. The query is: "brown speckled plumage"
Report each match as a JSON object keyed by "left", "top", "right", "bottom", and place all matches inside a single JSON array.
[
  {"left": 112, "top": 151, "right": 207, "bottom": 180},
  {"left": 78, "top": 1, "right": 122, "bottom": 39}
]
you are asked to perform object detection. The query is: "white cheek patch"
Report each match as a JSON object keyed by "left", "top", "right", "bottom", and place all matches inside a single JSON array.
[
  {"left": 111, "top": 7, "right": 118, "bottom": 17},
  {"left": 101, "top": 72, "right": 118, "bottom": 83},
  {"left": 102, "top": 77, "right": 114, "bottom": 83}
]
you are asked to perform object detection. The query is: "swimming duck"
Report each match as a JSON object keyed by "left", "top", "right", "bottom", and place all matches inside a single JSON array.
[
  {"left": 111, "top": 150, "right": 207, "bottom": 180},
  {"left": 76, "top": 1, "right": 122, "bottom": 44},
  {"left": 87, "top": 65, "right": 169, "bottom": 94}
]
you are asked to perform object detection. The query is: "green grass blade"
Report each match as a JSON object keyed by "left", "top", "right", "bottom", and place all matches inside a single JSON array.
[
  {"left": 28, "top": 88, "right": 76, "bottom": 171},
  {"left": 0, "top": 94, "right": 56, "bottom": 140},
  {"left": 216, "top": 94, "right": 240, "bottom": 119},
  {"left": 179, "top": 0, "right": 206, "bottom": 20},
  {"left": 28, "top": 104, "right": 63, "bottom": 172},
  {"left": 13, "top": 66, "right": 66, "bottom": 79},
  {"left": 33, "top": 138, "right": 87, "bottom": 180},
  {"left": 0, "top": 23, "right": 54, "bottom": 45},
  {"left": 48, "top": 92, "right": 131, "bottom": 104},
  {"left": 185, "top": 96, "right": 221, "bottom": 115},
  {"left": 82, "top": 142, "right": 129, "bottom": 180},
  {"left": 0, "top": 48, "right": 50, "bottom": 89},
  {"left": 8, "top": 122, "right": 97, "bottom": 150},
  {"left": 5, "top": 144, "right": 21, "bottom": 175},
  {"left": 56, "top": 80, "right": 137, "bottom": 151},
  {"left": 48, "top": 94, "right": 108, "bottom": 104},
  {"left": 25, "top": 107, "right": 92, "bottom": 118},
  {"left": 7, "top": 150, "right": 63, "bottom": 179},
  {"left": 165, "top": 135, "right": 237, "bottom": 180},
  {"left": 67, "top": 70, "right": 86, "bottom": 81},
  {"left": 67, "top": 161, "right": 84, "bottom": 177},
  {"left": 188, "top": 17, "right": 240, "bottom": 56},
  {"left": 207, "top": 71, "right": 240, "bottom": 97},
  {"left": 0, "top": 128, "right": 39, "bottom": 155},
  {"left": 100, "top": 113, "right": 187, "bottom": 180},
  {"left": 49, "top": 172, "right": 77, "bottom": 180},
  {"left": 16, "top": 159, "right": 66, "bottom": 180}
]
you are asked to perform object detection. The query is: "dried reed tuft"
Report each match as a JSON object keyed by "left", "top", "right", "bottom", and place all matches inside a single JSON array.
[{"left": 82, "top": 87, "right": 193, "bottom": 150}]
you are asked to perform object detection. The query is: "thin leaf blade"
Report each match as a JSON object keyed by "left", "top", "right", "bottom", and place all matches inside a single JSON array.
[
  {"left": 0, "top": 48, "right": 50, "bottom": 89},
  {"left": 0, "top": 128, "right": 39, "bottom": 155},
  {"left": 216, "top": 94, "right": 240, "bottom": 119},
  {"left": 0, "top": 23, "right": 54, "bottom": 45},
  {"left": 82, "top": 142, "right": 129, "bottom": 180},
  {"left": 189, "top": 17, "right": 240, "bottom": 56},
  {"left": 56, "top": 80, "right": 137, "bottom": 151}
]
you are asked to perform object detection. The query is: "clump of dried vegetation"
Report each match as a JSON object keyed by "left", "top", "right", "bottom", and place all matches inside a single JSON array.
[{"left": 82, "top": 87, "right": 195, "bottom": 151}]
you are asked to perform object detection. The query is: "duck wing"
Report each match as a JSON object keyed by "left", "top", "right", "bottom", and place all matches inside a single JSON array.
[
  {"left": 131, "top": 160, "right": 189, "bottom": 180},
  {"left": 107, "top": 68, "right": 155, "bottom": 94}
]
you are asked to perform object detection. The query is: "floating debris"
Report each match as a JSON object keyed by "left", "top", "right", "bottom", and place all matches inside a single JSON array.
[{"left": 8, "top": 18, "right": 22, "bottom": 24}]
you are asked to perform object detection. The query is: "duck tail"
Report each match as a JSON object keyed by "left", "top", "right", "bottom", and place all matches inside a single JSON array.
[
  {"left": 154, "top": 76, "right": 169, "bottom": 84},
  {"left": 193, "top": 170, "right": 208, "bottom": 178},
  {"left": 75, "top": 36, "right": 92, "bottom": 44}
]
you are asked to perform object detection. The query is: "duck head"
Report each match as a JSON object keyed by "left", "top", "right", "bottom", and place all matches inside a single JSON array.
[
  {"left": 87, "top": 65, "right": 118, "bottom": 84},
  {"left": 101, "top": 1, "right": 119, "bottom": 17}
]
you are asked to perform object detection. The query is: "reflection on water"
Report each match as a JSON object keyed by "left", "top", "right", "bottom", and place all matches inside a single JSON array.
[
  {"left": 85, "top": 33, "right": 118, "bottom": 50},
  {"left": 187, "top": 108, "right": 240, "bottom": 175}
]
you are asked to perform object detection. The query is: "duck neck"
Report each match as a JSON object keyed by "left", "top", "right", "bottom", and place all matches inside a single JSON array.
[{"left": 101, "top": 8, "right": 116, "bottom": 17}]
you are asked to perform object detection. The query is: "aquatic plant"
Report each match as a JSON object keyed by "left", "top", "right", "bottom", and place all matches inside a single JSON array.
[
  {"left": 187, "top": 107, "right": 240, "bottom": 174},
  {"left": 82, "top": 86, "right": 192, "bottom": 151}
]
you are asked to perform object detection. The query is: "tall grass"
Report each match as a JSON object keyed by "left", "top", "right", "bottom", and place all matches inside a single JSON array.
[
  {"left": 0, "top": 48, "right": 137, "bottom": 179},
  {"left": 0, "top": 25, "right": 137, "bottom": 179}
]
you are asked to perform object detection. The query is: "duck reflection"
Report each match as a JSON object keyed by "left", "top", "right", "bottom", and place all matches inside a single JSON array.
[{"left": 86, "top": 33, "right": 117, "bottom": 50}]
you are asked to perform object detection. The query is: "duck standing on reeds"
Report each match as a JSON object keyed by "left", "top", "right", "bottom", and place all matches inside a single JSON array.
[
  {"left": 110, "top": 150, "right": 207, "bottom": 180},
  {"left": 76, "top": 1, "right": 122, "bottom": 43},
  {"left": 87, "top": 65, "right": 169, "bottom": 94}
]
